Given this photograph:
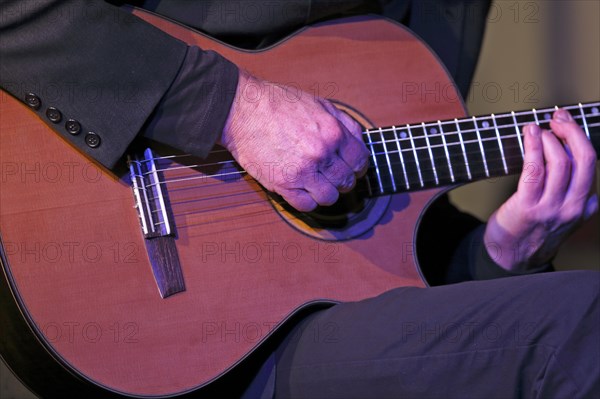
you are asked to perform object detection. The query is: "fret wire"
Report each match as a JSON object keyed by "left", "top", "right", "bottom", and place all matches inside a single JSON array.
[
  {"left": 377, "top": 113, "right": 586, "bottom": 143},
  {"left": 379, "top": 127, "right": 396, "bottom": 192},
  {"left": 455, "top": 118, "right": 472, "bottom": 180},
  {"left": 381, "top": 152, "right": 529, "bottom": 188},
  {"left": 386, "top": 151, "right": 527, "bottom": 171},
  {"left": 579, "top": 103, "right": 591, "bottom": 139},
  {"left": 532, "top": 108, "right": 540, "bottom": 125},
  {"left": 422, "top": 122, "right": 439, "bottom": 185},
  {"left": 392, "top": 126, "right": 410, "bottom": 189},
  {"left": 511, "top": 111, "right": 525, "bottom": 158},
  {"left": 366, "top": 102, "right": 599, "bottom": 139},
  {"left": 472, "top": 116, "right": 489, "bottom": 177},
  {"left": 491, "top": 114, "right": 508, "bottom": 174},
  {"left": 365, "top": 113, "right": 591, "bottom": 152},
  {"left": 392, "top": 149, "right": 528, "bottom": 168},
  {"left": 368, "top": 132, "right": 530, "bottom": 157},
  {"left": 407, "top": 124, "right": 424, "bottom": 188},
  {"left": 438, "top": 120, "right": 455, "bottom": 183},
  {"left": 365, "top": 130, "right": 384, "bottom": 193}
]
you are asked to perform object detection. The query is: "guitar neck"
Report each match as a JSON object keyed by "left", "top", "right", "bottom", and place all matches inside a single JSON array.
[{"left": 363, "top": 102, "right": 600, "bottom": 195}]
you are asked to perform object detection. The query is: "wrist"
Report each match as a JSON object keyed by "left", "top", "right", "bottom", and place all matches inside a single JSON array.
[{"left": 220, "top": 69, "right": 254, "bottom": 149}]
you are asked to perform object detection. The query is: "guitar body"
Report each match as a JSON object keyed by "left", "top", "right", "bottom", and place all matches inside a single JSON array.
[{"left": 0, "top": 11, "right": 466, "bottom": 397}]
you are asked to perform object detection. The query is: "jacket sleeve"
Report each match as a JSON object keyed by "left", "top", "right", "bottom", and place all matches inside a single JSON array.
[
  {"left": 0, "top": 0, "right": 237, "bottom": 168},
  {"left": 417, "top": 195, "right": 553, "bottom": 285}
]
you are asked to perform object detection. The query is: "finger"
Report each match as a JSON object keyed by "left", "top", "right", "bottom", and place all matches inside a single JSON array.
[
  {"left": 318, "top": 156, "right": 357, "bottom": 192},
  {"left": 550, "top": 109, "right": 597, "bottom": 200},
  {"left": 538, "top": 129, "right": 571, "bottom": 207},
  {"left": 517, "top": 124, "right": 545, "bottom": 205},
  {"left": 303, "top": 175, "right": 340, "bottom": 207},
  {"left": 584, "top": 193, "right": 599, "bottom": 221},
  {"left": 320, "top": 101, "right": 370, "bottom": 175},
  {"left": 280, "top": 188, "right": 318, "bottom": 212},
  {"left": 337, "top": 126, "right": 371, "bottom": 176}
]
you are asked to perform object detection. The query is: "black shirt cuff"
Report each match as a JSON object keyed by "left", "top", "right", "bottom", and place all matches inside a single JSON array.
[
  {"left": 142, "top": 45, "right": 239, "bottom": 157},
  {"left": 467, "top": 225, "right": 554, "bottom": 280}
]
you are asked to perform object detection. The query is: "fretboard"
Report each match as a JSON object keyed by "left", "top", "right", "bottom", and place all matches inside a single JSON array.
[{"left": 362, "top": 102, "right": 600, "bottom": 195}]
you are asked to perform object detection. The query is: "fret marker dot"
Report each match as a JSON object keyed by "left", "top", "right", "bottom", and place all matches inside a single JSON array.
[
  {"left": 544, "top": 113, "right": 551, "bottom": 120},
  {"left": 429, "top": 127, "right": 437, "bottom": 135},
  {"left": 400, "top": 131, "right": 407, "bottom": 139},
  {"left": 592, "top": 107, "right": 599, "bottom": 115},
  {"left": 481, "top": 121, "right": 490, "bottom": 128}
]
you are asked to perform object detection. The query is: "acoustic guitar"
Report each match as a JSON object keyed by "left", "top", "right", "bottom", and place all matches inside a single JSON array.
[{"left": 1, "top": 8, "right": 598, "bottom": 398}]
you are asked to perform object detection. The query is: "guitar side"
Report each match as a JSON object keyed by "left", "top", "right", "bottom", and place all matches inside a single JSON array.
[{"left": 0, "top": 11, "right": 466, "bottom": 397}]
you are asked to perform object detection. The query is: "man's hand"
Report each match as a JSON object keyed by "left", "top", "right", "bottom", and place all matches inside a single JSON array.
[
  {"left": 484, "top": 109, "right": 598, "bottom": 271},
  {"left": 221, "top": 70, "right": 370, "bottom": 211}
]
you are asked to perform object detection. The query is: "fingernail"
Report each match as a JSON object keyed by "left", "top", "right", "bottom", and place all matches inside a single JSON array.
[
  {"left": 527, "top": 124, "right": 540, "bottom": 137},
  {"left": 554, "top": 109, "right": 572, "bottom": 122},
  {"left": 584, "top": 194, "right": 599, "bottom": 220}
]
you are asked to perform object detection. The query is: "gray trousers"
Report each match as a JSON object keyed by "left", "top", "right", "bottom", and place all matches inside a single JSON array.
[{"left": 271, "top": 271, "right": 599, "bottom": 398}]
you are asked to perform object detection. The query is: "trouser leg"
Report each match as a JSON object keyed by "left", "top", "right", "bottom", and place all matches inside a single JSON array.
[{"left": 274, "top": 271, "right": 599, "bottom": 399}]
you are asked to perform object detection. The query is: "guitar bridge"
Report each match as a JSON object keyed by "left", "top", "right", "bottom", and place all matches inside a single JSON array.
[
  {"left": 128, "top": 149, "right": 185, "bottom": 298},
  {"left": 130, "top": 148, "right": 173, "bottom": 238}
]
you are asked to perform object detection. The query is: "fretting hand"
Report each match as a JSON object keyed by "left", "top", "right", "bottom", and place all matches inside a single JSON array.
[{"left": 484, "top": 109, "right": 598, "bottom": 271}]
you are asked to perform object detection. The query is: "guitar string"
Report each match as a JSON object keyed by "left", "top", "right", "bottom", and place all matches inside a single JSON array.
[
  {"left": 162, "top": 139, "right": 597, "bottom": 220},
  {"left": 141, "top": 109, "right": 600, "bottom": 177},
  {"left": 131, "top": 96, "right": 600, "bottom": 225},
  {"left": 154, "top": 136, "right": 600, "bottom": 220},
  {"left": 144, "top": 123, "right": 600, "bottom": 219},
  {"left": 143, "top": 121, "right": 600, "bottom": 210},
  {"left": 132, "top": 113, "right": 599, "bottom": 220},
  {"left": 141, "top": 103, "right": 599, "bottom": 165},
  {"left": 162, "top": 156, "right": 555, "bottom": 230},
  {"left": 140, "top": 120, "right": 600, "bottom": 186}
]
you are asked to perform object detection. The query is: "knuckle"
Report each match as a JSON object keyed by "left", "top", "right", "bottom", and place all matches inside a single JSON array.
[
  {"left": 531, "top": 207, "right": 555, "bottom": 225},
  {"left": 307, "top": 142, "right": 328, "bottom": 161},
  {"left": 323, "top": 119, "right": 344, "bottom": 141}
]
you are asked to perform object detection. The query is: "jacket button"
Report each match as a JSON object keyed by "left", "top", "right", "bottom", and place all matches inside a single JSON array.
[
  {"left": 46, "top": 107, "right": 62, "bottom": 123},
  {"left": 65, "top": 119, "right": 81, "bottom": 135},
  {"left": 25, "top": 93, "right": 41, "bottom": 110},
  {"left": 85, "top": 132, "right": 101, "bottom": 148}
]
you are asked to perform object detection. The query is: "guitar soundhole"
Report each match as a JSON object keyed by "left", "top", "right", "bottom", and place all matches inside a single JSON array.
[
  {"left": 307, "top": 178, "right": 372, "bottom": 226},
  {"left": 272, "top": 178, "right": 390, "bottom": 241}
]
